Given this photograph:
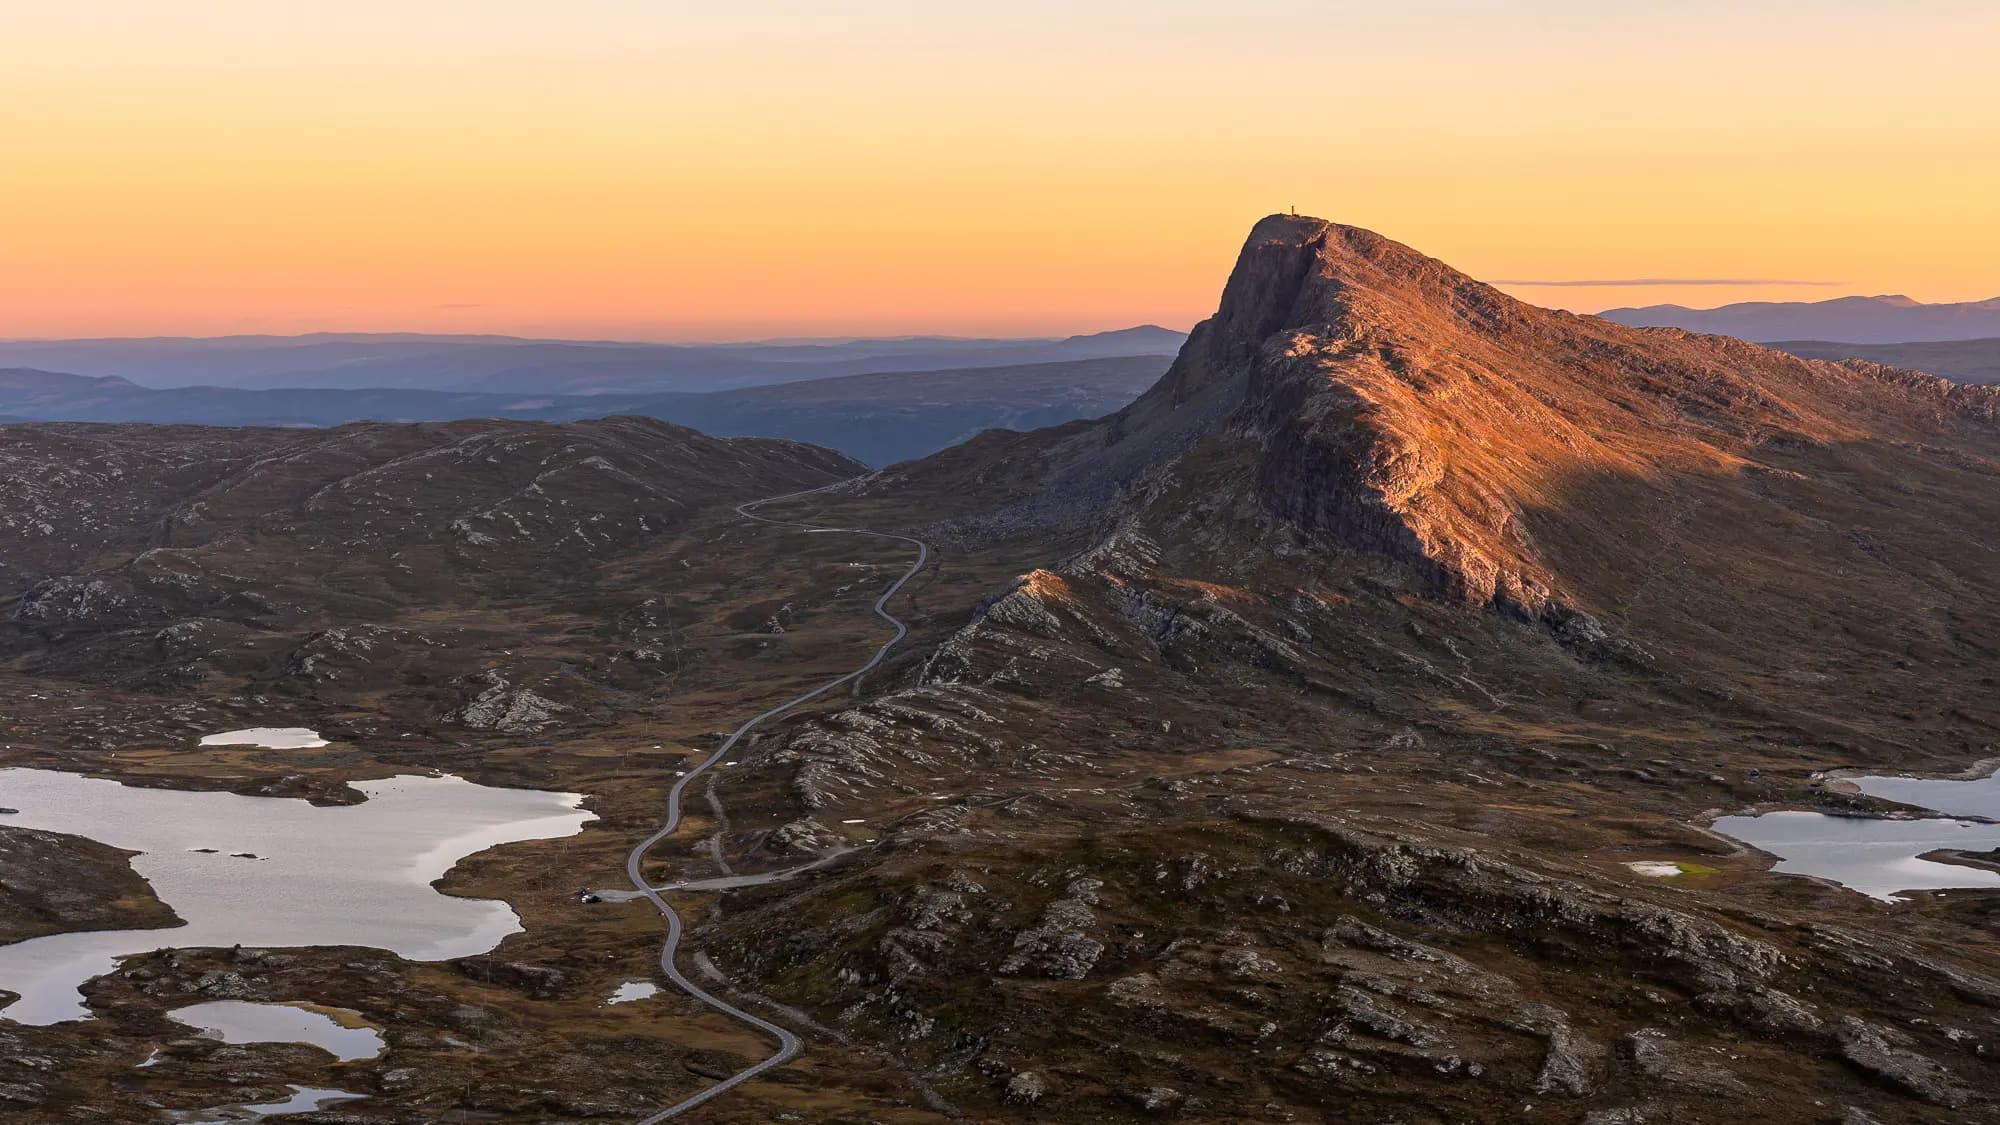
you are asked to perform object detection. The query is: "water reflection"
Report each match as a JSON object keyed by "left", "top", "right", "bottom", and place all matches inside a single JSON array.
[
  {"left": 1712, "top": 769, "right": 2000, "bottom": 902},
  {"left": 170, "top": 1000, "right": 383, "bottom": 1061}
]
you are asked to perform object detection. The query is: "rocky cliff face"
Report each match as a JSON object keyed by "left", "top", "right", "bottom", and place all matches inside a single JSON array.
[
  {"left": 1126, "top": 218, "right": 1996, "bottom": 614},
  {"left": 912, "top": 213, "right": 2000, "bottom": 632}
]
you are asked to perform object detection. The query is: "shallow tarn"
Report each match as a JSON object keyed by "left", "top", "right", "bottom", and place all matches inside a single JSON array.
[
  {"left": 170, "top": 999, "right": 384, "bottom": 1061},
  {"left": 1712, "top": 768, "right": 2000, "bottom": 901},
  {"left": 177, "top": 1085, "right": 364, "bottom": 1123},
  {"left": 0, "top": 768, "right": 593, "bottom": 1024},
  {"left": 605, "top": 980, "right": 660, "bottom": 1005}
]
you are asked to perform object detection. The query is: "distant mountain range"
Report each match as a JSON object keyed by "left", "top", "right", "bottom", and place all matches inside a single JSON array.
[
  {"left": 1770, "top": 337, "right": 2000, "bottom": 386},
  {"left": 1598, "top": 294, "right": 2000, "bottom": 343},
  {"left": 0, "top": 326, "right": 1185, "bottom": 394},
  {"left": 0, "top": 325, "right": 1184, "bottom": 465},
  {"left": 0, "top": 354, "right": 1170, "bottom": 467}
]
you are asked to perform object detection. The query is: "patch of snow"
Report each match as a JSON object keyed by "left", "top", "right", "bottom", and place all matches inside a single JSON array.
[
  {"left": 198, "top": 728, "right": 328, "bottom": 750},
  {"left": 1624, "top": 861, "right": 1683, "bottom": 878}
]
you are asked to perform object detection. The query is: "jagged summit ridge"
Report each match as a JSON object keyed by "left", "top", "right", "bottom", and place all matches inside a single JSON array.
[{"left": 1133, "top": 214, "right": 1518, "bottom": 412}]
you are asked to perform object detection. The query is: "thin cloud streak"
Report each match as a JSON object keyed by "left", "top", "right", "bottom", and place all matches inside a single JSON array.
[{"left": 1493, "top": 278, "right": 1846, "bottom": 288}]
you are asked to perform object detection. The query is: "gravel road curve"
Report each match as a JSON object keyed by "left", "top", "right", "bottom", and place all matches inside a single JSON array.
[{"left": 624, "top": 483, "right": 929, "bottom": 1123}]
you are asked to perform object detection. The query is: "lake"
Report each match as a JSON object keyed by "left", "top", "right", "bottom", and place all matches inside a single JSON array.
[
  {"left": 0, "top": 768, "right": 593, "bottom": 1024},
  {"left": 1711, "top": 767, "right": 2000, "bottom": 902}
]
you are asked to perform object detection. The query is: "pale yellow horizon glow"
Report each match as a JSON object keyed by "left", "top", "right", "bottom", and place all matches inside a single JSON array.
[{"left": 3, "top": 2, "right": 1996, "bottom": 340}]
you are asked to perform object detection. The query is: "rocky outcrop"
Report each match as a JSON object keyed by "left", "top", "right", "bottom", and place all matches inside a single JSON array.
[
  {"left": 1622, "top": 1027, "right": 1748, "bottom": 1093},
  {"left": 11, "top": 575, "right": 154, "bottom": 639},
  {"left": 284, "top": 626, "right": 396, "bottom": 683},
  {"left": 999, "top": 878, "right": 1107, "bottom": 980},
  {"left": 1525, "top": 1005, "right": 1601, "bottom": 1096},
  {"left": 766, "top": 818, "right": 841, "bottom": 854},
  {"left": 773, "top": 686, "right": 1005, "bottom": 809},
  {"left": 1834, "top": 1017, "right": 1969, "bottom": 1108},
  {"left": 446, "top": 671, "right": 569, "bottom": 733},
  {"left": 921, "top": 570, "right": 1119, "bottom": 686},
  {"left": 1002, "top": 1070, "right": 1047, "bottom": 1104},
  {"left": 1315, "top": 982, "right": 1460, "bottom": 1071},
  {"left": 1693, "top": 985, "right": 1822, "bottom": 1035}
]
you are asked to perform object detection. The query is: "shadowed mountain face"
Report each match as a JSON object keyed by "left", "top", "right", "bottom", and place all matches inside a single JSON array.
[
  {"left": 1773, "top": 336, "right": 2000, "bottom": 386},
  {"left": 1600, "top": 293, "right": 2000, "bottom": 343}
]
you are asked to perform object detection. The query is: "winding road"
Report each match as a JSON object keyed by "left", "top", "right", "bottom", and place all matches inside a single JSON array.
[{"left": 623, "top": 482, "right": 930, "bottom": 1123}]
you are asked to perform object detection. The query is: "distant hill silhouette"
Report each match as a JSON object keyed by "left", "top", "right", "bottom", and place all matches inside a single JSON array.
[
  {"left": 1599, "top": 294, "right": 2000, "bottom": 343},
  {"left": 1771, "top": 336, "right": 2000, "bottom": 385},
  {"left": 0, "top": 326, "right": 1184, "bottom": 394},
  {"left": 0, "top": 354, "right": 1169, "bottom": 467}
]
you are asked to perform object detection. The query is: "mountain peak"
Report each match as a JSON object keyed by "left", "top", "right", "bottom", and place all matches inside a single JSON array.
[
  {"left": 1138, "top": 215, "right": 1522, "bottom": 418},
  {"left": 922, "top": 214, "right": 2000, "bottom": 627},
  {"left": 1245, "top": 210, "right": 1330, "bottom": 241}
]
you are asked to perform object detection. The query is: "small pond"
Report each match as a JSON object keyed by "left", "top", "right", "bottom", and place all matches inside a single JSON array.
[
  {"left": 180, "top": 1085, "right": 364, "bottom": 1123},
  {"left": 170, "top": 1000, "right": 384, "bottom": 1061},
  {"left": 605, "top": 980, "right": 659, "bottom": 1005}
]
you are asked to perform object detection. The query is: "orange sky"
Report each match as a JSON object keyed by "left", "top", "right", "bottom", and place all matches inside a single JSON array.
[{"left": 4, "top": 2, "right": 1997, "bottom": 340}]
